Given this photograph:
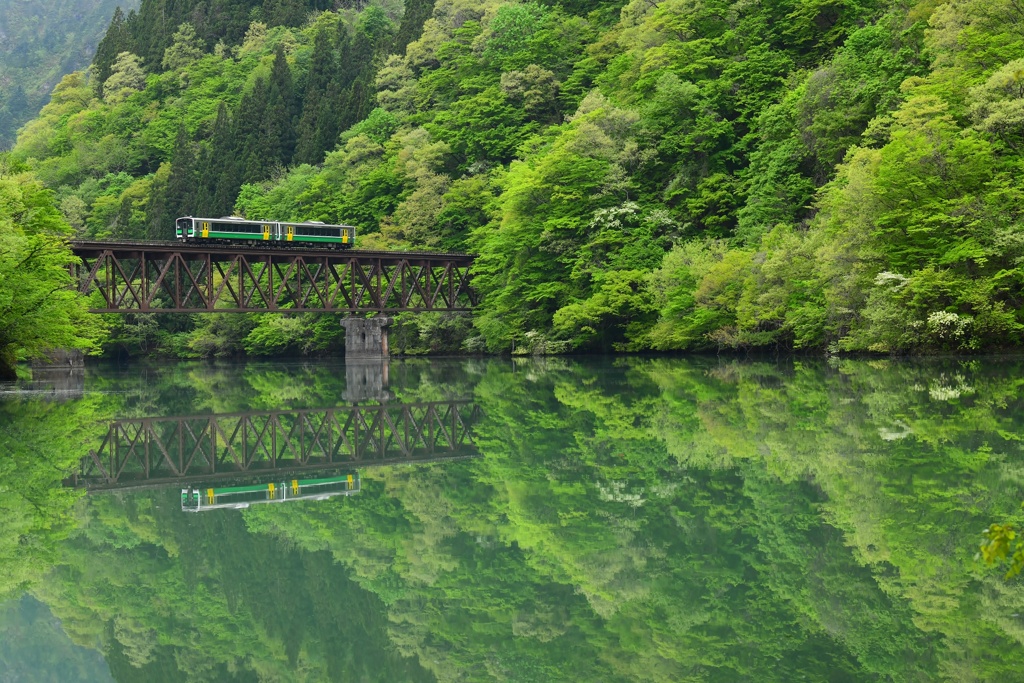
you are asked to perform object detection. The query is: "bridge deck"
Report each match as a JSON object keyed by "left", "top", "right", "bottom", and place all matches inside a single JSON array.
[{"left": 70, "top": 239, "right": 475, "bottom": 263}]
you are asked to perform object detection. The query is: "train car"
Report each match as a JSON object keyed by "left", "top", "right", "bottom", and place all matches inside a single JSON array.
[
  {"left": 181, "top": 474, "right": 359, "bottom": 511},
  {"left": 175, "top": 216, "right": 356, "bottom": 248}
]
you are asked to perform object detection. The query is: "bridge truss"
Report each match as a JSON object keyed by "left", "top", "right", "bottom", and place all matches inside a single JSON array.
[{"left": 70, "top": 241, "right": 477, "bottom": 313}]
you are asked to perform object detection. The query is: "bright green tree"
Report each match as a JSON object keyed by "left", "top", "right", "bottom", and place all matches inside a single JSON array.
[{"left": 0, "top": 158, "right": 105, "bottom": 379}]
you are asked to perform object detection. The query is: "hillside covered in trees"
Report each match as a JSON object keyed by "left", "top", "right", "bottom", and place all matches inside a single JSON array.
[
  {"left": 0, "top": 0, "right": 139, "bottom": 149},
  {"left": 8, "top": 0, "right": 1024, "bottom": 359}
]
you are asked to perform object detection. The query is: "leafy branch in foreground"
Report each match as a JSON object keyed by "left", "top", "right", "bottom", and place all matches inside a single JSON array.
[{"left": 980, "top": 510, "right": 1024, "bottom": 579}]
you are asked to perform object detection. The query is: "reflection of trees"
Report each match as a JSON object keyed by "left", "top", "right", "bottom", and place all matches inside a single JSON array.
[
  {"left": 5, "top": 357, "right": 1024, "bottom": 681},
  {"left": 0, "top": 395, "right": 111, "bottom": 599}
]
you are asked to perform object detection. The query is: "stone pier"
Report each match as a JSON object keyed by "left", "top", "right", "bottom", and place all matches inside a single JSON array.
[
  {"left": 342, "top": 360, "right": 393, "bottom": 403},
  {"left": 341, "top": 316, "right": 392, "bottom": 358}
]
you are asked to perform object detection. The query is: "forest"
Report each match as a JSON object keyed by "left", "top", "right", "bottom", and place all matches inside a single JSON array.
[
  {"left": 5, "top": 0, "right": 1024, "bottom": 368},
  {"left": 2, "top": 356, "right": 1024, "bottom": 680},
  {"left": 0, "top": 0, "right": 137, "bottom": 149}
]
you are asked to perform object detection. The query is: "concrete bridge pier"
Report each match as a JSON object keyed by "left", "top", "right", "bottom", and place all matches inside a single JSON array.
[
  {"left": 342, "top": 360, "right": 393, "bottom": 403},
  {"left": 341, "top": 316, "right": 392, "bottom": 359}
]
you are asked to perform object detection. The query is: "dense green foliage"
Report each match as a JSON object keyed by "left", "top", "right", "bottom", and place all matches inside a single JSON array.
[
  {"left": 0, "top": 0, "right": 137, "bottom": 149},
  {"left": 9, "top": 0, "right": 1024, "bottom": 355},
  {"left": 2, "top": 357, "right": 1024, "bottom": 680},
  {"left": 0, "top": 157, "right": 105, "bottom": 378}
]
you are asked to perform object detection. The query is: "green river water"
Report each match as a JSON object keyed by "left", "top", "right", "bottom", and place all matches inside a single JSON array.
[{"left": 1, "top": 356, "right": 1022, "bottom": 681}]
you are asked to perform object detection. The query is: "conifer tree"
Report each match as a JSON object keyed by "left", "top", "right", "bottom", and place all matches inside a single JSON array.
[
  {"left": 112, "top": 196, "right": 135, "bottom": 238},
  {"left": 93, "top": 7, "right": 134, "bottom": 97},
  {"left": 336, "top": 9, "right": 393, "bottom": 133},
  {"left": 144, "top": 164, "right": 171, "bottom": 239},
  {"left": 393, "top": 0, "right": 436, "bottom": 55},
  {"left": 235, "top": 78, "right": 279, "bottom": 183},
  {"left": 262, "top": 0, "right": 308, "bottom": 27},
  {"left": 162, "top": 125, "right": 200, "bottom": 235},
  {"left": 294, "top": 28, "right": 334, "bottom": 164},
  {"left": 198, "top": 102, "right": 240, "bottom": 216},
  {"left": 267, "top": 44, "right": 297, "bottom": 164}
]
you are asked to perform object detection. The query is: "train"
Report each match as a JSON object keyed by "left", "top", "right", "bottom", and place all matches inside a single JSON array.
[
  {"left": 181, "top": 474, "right": 360, "bottom": 511},
  {"left": 175, "top": 216, "right": 356, "bottom": 248}
]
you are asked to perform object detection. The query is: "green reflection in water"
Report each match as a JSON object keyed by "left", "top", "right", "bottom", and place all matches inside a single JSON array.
[{"left": 2, "top": 356, "right": 1024, "bottom": 681}]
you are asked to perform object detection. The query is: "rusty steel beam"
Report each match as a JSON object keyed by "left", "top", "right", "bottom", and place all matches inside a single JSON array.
[
  {"left": 69, "top": 240, "right": 477, "bottom": 313},
  {"left": 66, "top": 401, "right": 483, "bottom": 490}
]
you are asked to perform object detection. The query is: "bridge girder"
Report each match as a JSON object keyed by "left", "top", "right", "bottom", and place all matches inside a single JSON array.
[{"left": 70, "top": 241, "right": 477, "bottom": 313}]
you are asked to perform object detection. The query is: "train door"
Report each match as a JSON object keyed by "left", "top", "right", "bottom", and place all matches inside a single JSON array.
[
  {"left": 201, "top": 221, "right": 210, "bottom": 238},
  {"left": 262, "top": 224, "right": 271, "bottom": 241},
  {"left": 342, "top": 228, "right": 349, "bottom": 245},
  {"left": 286, "top": 225, "right": 294, "bottom": 242}
]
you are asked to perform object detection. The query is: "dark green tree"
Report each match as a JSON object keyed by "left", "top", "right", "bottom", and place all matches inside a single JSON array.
[
  {"left": 234, "top": 78, "right": 277, "bottom": 184},
  {"left": 393, "top": 0, "right": 436, "bottom": 55},
  {"left": 267, "top": 43, "right": 297, "bottom": 165},
  {"left": 294, "top": 27, "right": 335, "bottom": 164},
  {"left": 92, "top": 7, "right": 134, "bottom": 97},
  {"left": 161, "top": 124, "right": 200, "bottom": 234},
  {"left": 199, "top": 102, "right": 242, "bottom": 216}
]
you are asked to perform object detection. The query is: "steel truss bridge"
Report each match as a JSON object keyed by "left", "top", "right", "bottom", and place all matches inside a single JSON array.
[
  {"left": 69, "top": 240, "right": 477, "bottom": 313},
  {"left": 67, "top": 401, "right": 482, "bottom": 491}
]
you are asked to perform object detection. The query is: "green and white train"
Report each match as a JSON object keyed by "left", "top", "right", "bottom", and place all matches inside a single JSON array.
[
  {"left": 181, "top": 474, "right": 359, "bottom": 511},
  {"left": 175, "top": 216, "right": 356, "bottom": 248}
]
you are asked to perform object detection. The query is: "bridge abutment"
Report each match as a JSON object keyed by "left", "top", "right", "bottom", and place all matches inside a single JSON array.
[
  {"left": 31, "top": 349, "right": 85, "bottom": 368},
  {"left": 341, "top": 316, "right": 392, "bottom": 359}
]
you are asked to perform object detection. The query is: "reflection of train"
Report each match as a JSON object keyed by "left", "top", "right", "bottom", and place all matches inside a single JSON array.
[
  {"left": 181, "top": 474, "right": 359, "bottom": 512},
  {"left": 175, "top": 216, "right": 356, "bottom": 248}
]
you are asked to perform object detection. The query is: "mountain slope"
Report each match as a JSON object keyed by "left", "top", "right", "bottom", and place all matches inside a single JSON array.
[
  {"left": 0, "top": 0, "right": 140, "bottom": 149},
  {"left": 11, "top": 0, "right": 1024, "bottom": 357}
]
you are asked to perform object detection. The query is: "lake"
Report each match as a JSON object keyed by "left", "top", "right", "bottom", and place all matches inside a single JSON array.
[{"left": 1, "top": 355, "right": 1022, "bottom": 681}]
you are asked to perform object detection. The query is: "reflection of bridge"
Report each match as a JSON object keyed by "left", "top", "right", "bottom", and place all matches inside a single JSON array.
[{"left": 67, "top": 401, "right": 482, "bottom": 491}]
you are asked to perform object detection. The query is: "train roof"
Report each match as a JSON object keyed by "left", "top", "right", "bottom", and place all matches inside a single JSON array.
[{"left": 180, "top": 216, "right": 357, "bottom": 229}]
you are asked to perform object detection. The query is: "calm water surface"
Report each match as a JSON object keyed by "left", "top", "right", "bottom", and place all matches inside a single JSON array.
[{"left": 1, "top": 356, "right": 1023, "bottom": 681}]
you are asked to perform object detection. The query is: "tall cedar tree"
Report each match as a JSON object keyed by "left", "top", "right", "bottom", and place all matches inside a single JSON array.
[
  {"left": 267, "top": 44, "right": 298, "bottom": 164},
  {"left": 161, "top": 124, "right": 199, "bottom": 237},
  {"left": 198, "top": 102, "right": 241, "bottom": 216},
  {"left": 236, "top": 78, "right": 278, "bottom": 183},
  {"left": 393, "top": 0, "right": 436, "bottom": 55},
  {"left": 339, "top": 8, "right": 394, "bottom": 132},
  {"left": 294, "top": 27, "right": 335, "bottom": 164},
  {"left": 93, "top": 7, "right": 136, "bottom": 97},
  {"left": 97, "top": 0, "right": 333, "bottom": 72}
]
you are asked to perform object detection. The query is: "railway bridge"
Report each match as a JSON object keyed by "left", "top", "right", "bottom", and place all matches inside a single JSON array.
[{"left": 69, "top": 240, "right": 477, "bottom": 357}]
